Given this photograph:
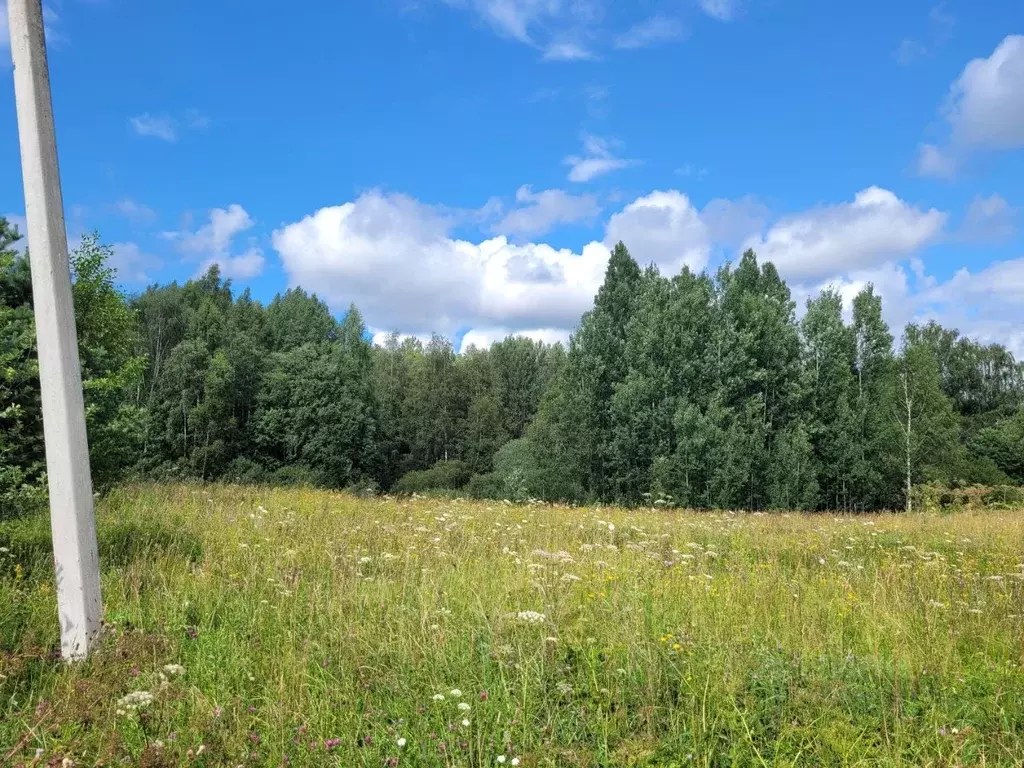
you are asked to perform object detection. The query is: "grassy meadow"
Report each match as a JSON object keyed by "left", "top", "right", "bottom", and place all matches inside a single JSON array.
[{"left": 2, "top": 485, "right": 1024, "bottom": 767}]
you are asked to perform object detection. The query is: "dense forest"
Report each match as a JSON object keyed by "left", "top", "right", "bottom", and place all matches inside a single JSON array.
[{"left": 1, "top": 216, "right": 1021, "bottom": 515}]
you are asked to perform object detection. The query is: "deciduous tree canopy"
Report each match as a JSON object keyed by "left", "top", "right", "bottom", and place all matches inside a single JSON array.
[{"left": 1, "top": 218, "right": 1020, "bottom": 514}]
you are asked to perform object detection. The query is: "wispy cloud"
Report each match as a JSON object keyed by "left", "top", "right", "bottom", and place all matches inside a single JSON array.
[
  {"left": 110, "top": 198, "right": 157, "bottom": 225},
  {"left": 699, "top": 0, "right": 738, "bottom": 22},
  {"left": 129, "top": 114, "right": 178, "bottom": 142},
  {"left": 564, "top": 134, "right": 638, "bottom": 183},
  {"left": 895, "top": 3, "right": 954, "bottom": 65},
  {"left": 441, "top": 0, "right": 603, "bottom": 60},
  {"left": 675, "top": 164, "right": 709, "bottom": 180},
  {"left": 129, "top": 109, "right": 211, "bottom": 142},
  {"left": 543, "top": 41, "right": 595, "bottom": 61},
  {"left": 614, "top": 16, "right": 686, "bottom": 50}
]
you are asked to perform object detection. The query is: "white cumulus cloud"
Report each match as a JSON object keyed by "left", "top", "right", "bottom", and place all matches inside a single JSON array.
[
  {"left": 109, "top": 242, "right": 161, "bottom": 285},
  {"left": 459, "top": 327, "right": 571, "bottom": 352},
  {"left": 272, "top": 190, "right": 610, "bottom": 337},
  {"left": 165, "top": 204, "right": 265, "bottom": 279},
  {"left": 918, "top": 258, "right": 1024, "bottom": 357},
  {"left": 604, "top": 190, "right": 710, "bottom": 272},
  {"left": 917, "top": 34, "right": 1024, "bottom": 176},
  {"left": 269, "top": 184, "right": 1023, "bottom": 355},
  {"left": 494, "top": 186, "right": 600, "bottom": 238},
  {"left": 958, "top": 193, "right": 1018, "bottom": 244},
  {"left": 198, "top": 248, "right": 265, "bottom": 281},
  {"left": 742, "top": 187, "right": 946, "bottom": 282}
]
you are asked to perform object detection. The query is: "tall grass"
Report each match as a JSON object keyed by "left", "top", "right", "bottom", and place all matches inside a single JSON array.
[{"left": 2, "top": 484, "right": 1023, "bottom": 766}]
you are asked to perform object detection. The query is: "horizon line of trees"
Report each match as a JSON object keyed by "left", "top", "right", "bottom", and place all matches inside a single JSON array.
[{"left": 1, "top": 216, "right": 1021, "bottom": 515}]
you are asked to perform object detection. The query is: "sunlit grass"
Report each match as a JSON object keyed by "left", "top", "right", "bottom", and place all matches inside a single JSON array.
[{"left": 2, "top": 484, "right": 1024, "bottom": 766}]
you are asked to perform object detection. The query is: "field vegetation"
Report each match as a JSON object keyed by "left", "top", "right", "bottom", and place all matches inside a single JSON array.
[{"left": 3, "top": 484, "right": 1024, "bottom": 766}]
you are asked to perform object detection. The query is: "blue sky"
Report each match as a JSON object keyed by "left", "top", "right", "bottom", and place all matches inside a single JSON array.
[{"left": 1, "top": 0, "right": 1023, "bottom": 353}]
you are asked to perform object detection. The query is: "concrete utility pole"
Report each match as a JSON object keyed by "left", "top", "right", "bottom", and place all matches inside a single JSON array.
[{"left": 8, "top": 0, "right": 103, "bottom": 659}]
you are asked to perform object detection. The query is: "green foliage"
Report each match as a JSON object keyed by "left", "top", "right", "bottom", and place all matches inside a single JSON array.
[
  {"left": 801, "top": 289, "right": 856, "bottom": 507},
  {"left": 465, "top": 470, "right": 503, "bottom": 499},
  {"left": 969, "top": 406, "right": 1024, "bottom": 483},
  {"left": 893, "top": 328, "right": 966, "bottom": 510},
  {"left": 981, "top": 485, "right": 1024, "bottom": 508},
  {"left": 0, "top": 225, "right": 146, "bottom": 513},
  {"left": 71, "top": 235, "right": 148, "bottom": 488},
  {"left": 0, "top": 223, "right": 1018, "bottom": 512},
  {"left": 393, "top": 459, "right": 473, "bottom": 494}
]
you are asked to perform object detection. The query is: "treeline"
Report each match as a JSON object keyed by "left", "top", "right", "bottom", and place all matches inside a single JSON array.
[
  {"left": 1, "top": 218, "right": 1021, "bottom": 513},
  {"left": 521, "top": 245, "right": 1022, "bottom": 510}
]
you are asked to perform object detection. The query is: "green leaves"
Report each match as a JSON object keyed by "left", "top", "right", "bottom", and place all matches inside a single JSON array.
[{"left": 0, "top": 218, "right": 1017, "bottom": 511}]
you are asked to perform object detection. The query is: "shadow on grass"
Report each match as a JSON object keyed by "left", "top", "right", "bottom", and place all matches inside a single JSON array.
[
  {"left": 0, "top": 516, "right": 203, "bottom": 581},
  {"left": 0, "top": 515, "right": 203, "bottom": 659}
]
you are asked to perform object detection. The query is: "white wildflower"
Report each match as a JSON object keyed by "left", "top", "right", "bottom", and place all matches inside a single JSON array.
[
  {"left": 497, "top": 757, "right": 507, "bottom": 765},
  {"left": 512, "top": 759, "right": 520, "bottom": 766},
  {"left": 450, "top": 688, "right": 463, "bottom": 697},
  {"left": 458, "top": 701, "right": 471, "bottom": 711},
  {"left": 516, "top": 610, "right": 546, "bottom": 624},
  {"left": 432, "top": 693, "right": 445, "bottom": 702},
  {"left": 163, "top": 663, "right": 185, "bottom": 676},
  {"left": 116, "top": 690, "right": 154, "bottom": 712},
  {"left": 397, "top": 737, "right": 407, "bottom": 748},
  {"left": 462, "top": 718, "right": 471, "bottom": 727}
]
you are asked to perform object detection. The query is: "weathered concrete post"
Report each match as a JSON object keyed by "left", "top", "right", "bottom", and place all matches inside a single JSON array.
[{"left": 8, "top": 0, "right": 103, "bottom": 659}]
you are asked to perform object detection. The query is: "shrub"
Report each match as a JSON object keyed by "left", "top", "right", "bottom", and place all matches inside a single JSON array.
[
  {"left": 346, "top": 478, "right": 379, "bottom": 497},
  {"left": 0, "top": 466, "right": 47, "bottom": 521},
  {"left": 268, "top": 465, "right": 317, "bottom": 487},
  {"left": 393, "top": 460, "right": 472, "bottom": 494},
  {"left": 224, "top": 457, "right": 267, "bottom": 485},
  {"left": 982, "top": 485, "right": 1024, "bottom": 508},
  {"left": 911, "top": 483, "right": 945, "bottom": 512},
  {"left": 466, "top": 472, "right": 502, "bottom": 500},
  {"left": 963, "top": 456, "right": 1013, "bottom": 487}
]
